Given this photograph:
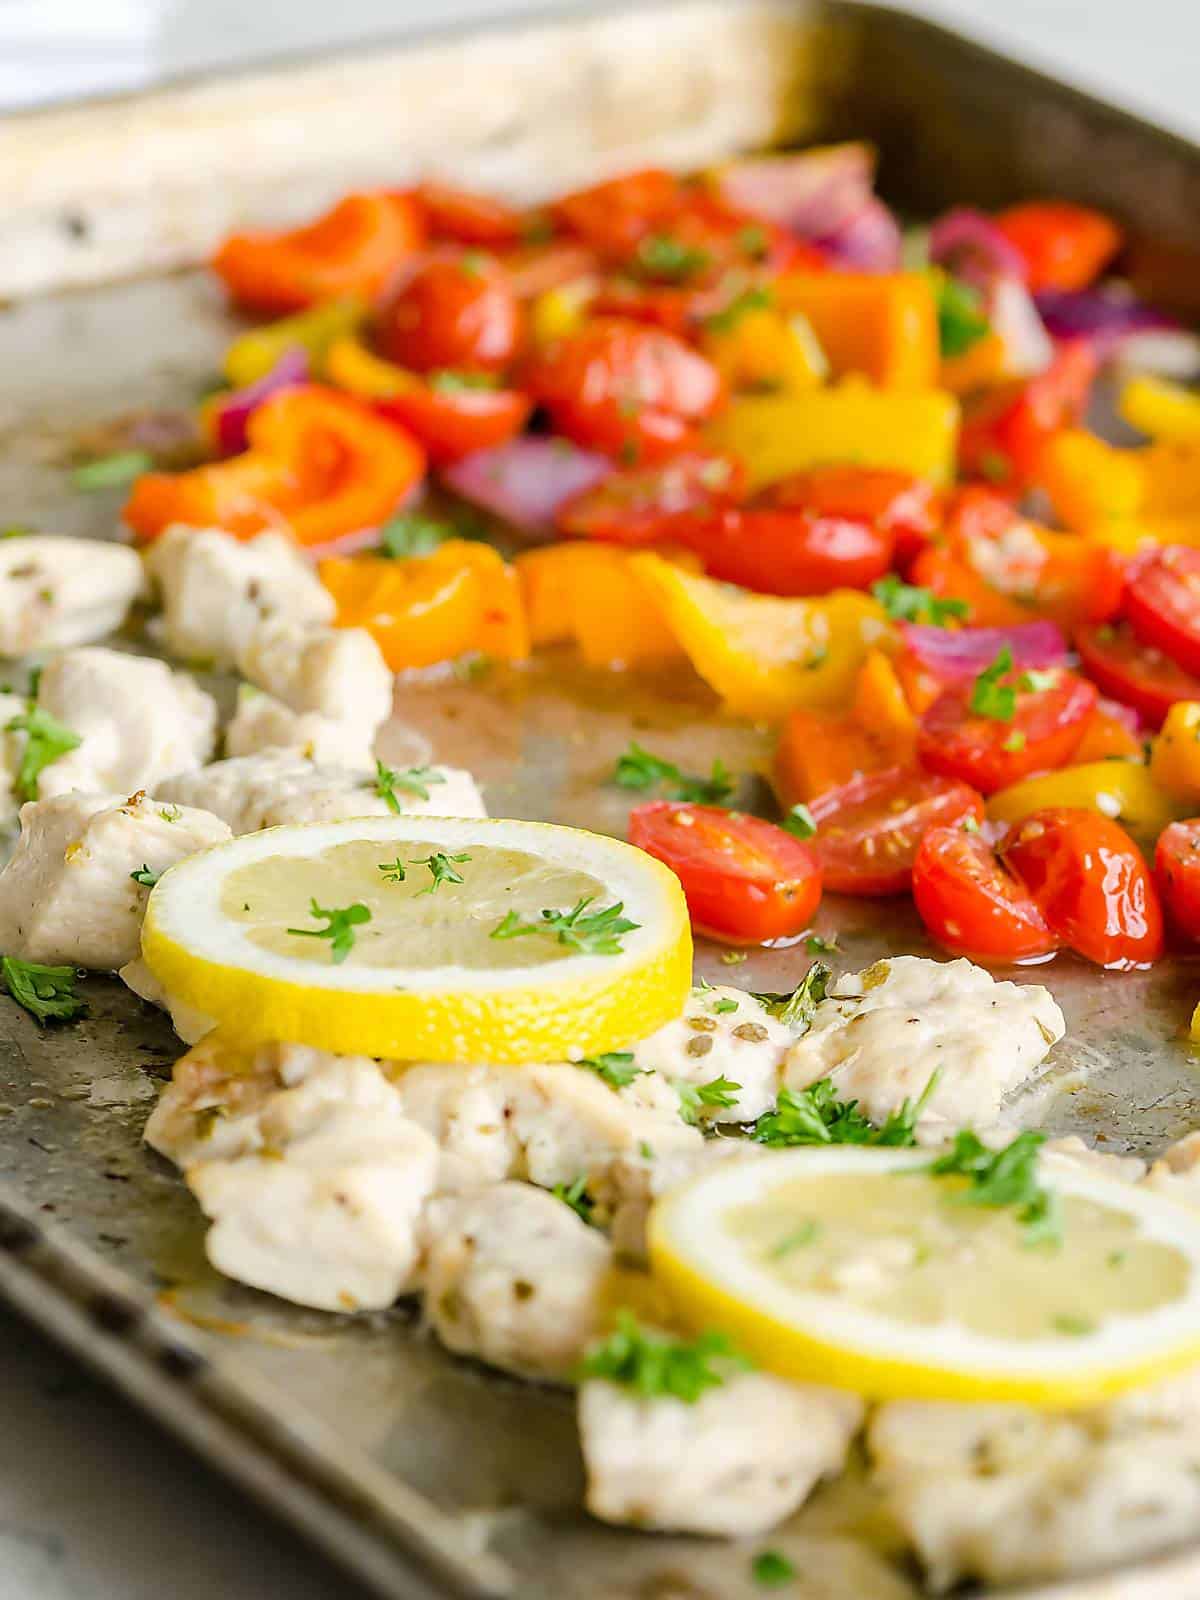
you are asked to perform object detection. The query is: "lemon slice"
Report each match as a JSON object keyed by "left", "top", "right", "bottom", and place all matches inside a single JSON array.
[
  {"left": 142, "top": 816, "right": 691, "bottom": 1063},
  {"left": 648, "top": 1147, "right": 1200, "bottom": 1408}
]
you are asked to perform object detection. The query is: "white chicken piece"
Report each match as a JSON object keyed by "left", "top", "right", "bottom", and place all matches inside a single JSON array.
[
  {"left": 0, "top": 790, "right": 229, "bottom": 969},
  {"left": 119, "top": 956, "right": 214, "bottom": 1045},
  {"left": 589, "top": 1139, "right": 764, "bottom": 1263},
  {"left": 236, "top": 618, "right": 392, "bottom": 747},
  {"left": 579, "top": 1370, "right": 862, "bottom": 1535},
  {"left": 184, "top": 1055, "right": 438, "bottom": 1312},
  {"left": 869, "top": 1369, "right": 1200, "bottom": 1591},
  {"left": 421, "top": 1182, "right": 612, "bottom": 1381},
  {"left": 143, "top": 525, "right": 334, "bottom": 668},
  {"left": 1143, "top": 1131, "right": 1200, "bottom": 1207},
  {"left": 35, "top": 647, "right": 217, "bottom": 799},
  {"left": 0, "top": 536, "right": 143, "bottom": 655},
  {"left": 393, "top": 1059, "right": 701, "bottom": 1194},
  {"left": 156, "top": 750, "right": 485, "bottom": 834},
  {"left": 783, "top": 956, "right": 1064, "bottom": 1138},
  {"left": 0, "top": 688, "right": 32, "bottom": 823},
  {"left": 631, "top": 984, "right": 791, "bottom": 1124},
  {"left": 225, "top": 688, "right": 368, "bottom": 770}
]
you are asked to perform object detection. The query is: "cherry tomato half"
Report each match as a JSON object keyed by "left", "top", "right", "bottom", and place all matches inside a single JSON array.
[
  {"left": 556, "top": 453, "right": 743, "bottom": 544},
  {"left": 1155, "top": 819, "right": 1200, "bottom": 943},
  {"left": 1074, "top": 620, "right": 1200, "bottom": 730},
  {"left": 1004, "top": 807, "right": 1164, "bottom": 969},
  {"left": 958, "top": 340, "right": 1096, "bottom": 489},
  {"left": 374, "top": 251, "right": 521, "bottom": 375},
  {"left": 1124, "top": 545, "right": 1200, "bottom": 678},
  {"left": 553, "top": 169, "right": 681, "bottom": 260},
  {"left": 763, "top": 466, "right": 943, "bottom": 572},
  {"left": 658, "top": 506, "right": 894, "bottom": 596},
  {"left": 414, "top": 182, "right": 528, "bottom": 247},
  {"left": 627, "top": 801, "right": 821, "bottom": 943},
  {"left": 912, "top": 825, "right": 1057, "bottom": 962},
  {"left": 917, "top": 668, "right": 1097, "bottom": 796},
  {"left": 378, "top": 383, "right": 532, "bottom": 465},
  {"left": 808, "top": 766, "right": 985, "bottom": 897}
]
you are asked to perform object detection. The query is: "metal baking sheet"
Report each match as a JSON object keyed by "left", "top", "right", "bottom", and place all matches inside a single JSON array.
[{"left": 3, "top": 4, "right": 1200, "bottom": 1597}]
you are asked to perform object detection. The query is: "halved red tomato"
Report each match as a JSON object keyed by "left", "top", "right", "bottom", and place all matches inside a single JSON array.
[
  {"left": 958, "top": 340, "right": 1096, "bottom": 489},
  {"left": 374, "top": 251, "right": 521, "bottom": 375},
  {"left": 917, "top": 668, "right": 1097, "bottom": 795},
  {"left": 1124, "top": 546, "right": 1200, "bottom": 677},
  {"left": 553, "top": 169, "right": 682, "bottom": 260},
  {"left": 1074, "top": 619, "right": 1200, "bottom": 729},
  {"left": 378, "top": 383, "right": 531, "bottom": 465},
  {"left": 556, "top": 453, "right": 743, "bottom": 543},
  {"left": 808, "top": 766, "right": 985, "bottom": 897},
  {"left": 1004, "top": 807, "right": 1164, "bottom": 969},
  {"left": 763, "top": 466, "right": 943, "bottom": 572},
  {"left": 414, "top": 182, "right": 528, "bottom": 246},
  {"left": 1155, "top": 819, "right": 1200, "bottom": 942},
  {"left": 656, "top": 506, "right": 894, "bottom": 596},
  {"left": 627, "top": 801, "right": 821, "bottom": 943},
  {"left": 912, "top": 825, "right": 1057, "bottom": 962}
]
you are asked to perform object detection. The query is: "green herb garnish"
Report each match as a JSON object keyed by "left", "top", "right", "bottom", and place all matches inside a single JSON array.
[
  {"left": 6, "top": 707, "right": 81, "bottom": 802},
  {"left": 578, "top": 1050, "right": 643, "bottom": 1090},
  {"left": 752, "top": 1550, "right": 796, "bottom": 1588},
  {"left": 130, "top": 864, "right": 160, "bottom": 888},
  {"left": 553, "top": 1174, "right": 596, "bottom": 1225},
  {"left": 1, "top": 956, "right": 85, "bottom": 1024},
  {"left": 926, "top": 1129, "right": 1061, "bottom": 1248},
  {"left": 612, "top": 742, "right": 735, "bottom": 805},
  {"left": 408, "top": 850, "right": 471, "bottom": 894},
  {"left": 754, "top": 1071, "right": 939, "bottom": 1149},
  {"left": 634, "top": 233, "right": 711, "bottom": 283},
  {"left": 286, "top": 899, "right": 371, "bottom": 965},
  {"left": 374, "top": 760, "right": 444, "bottom": 811},
  {"left": 767, "top": 1221, "right": 821, "bottom": 1258},
  {"left": 805, "top": 933, "right": 838, "bottom": 954},
  {"left": 712, "top": 997, "right": 738, "bottom": 1014},
  {"left": 703, "top": 284, "right": 773, "bottom": 334},
  {"left": 871, "top": 573, "right": 969, "bottom": 627},
  {"left": 377, "top": 857, "right": 407, "bottom": 883},
  {"left": 72, "top": 450, "right": 153, "bottom": 492},
  {"left": 379, "top": 512, "right": 455, "bottom": 559},
  {"left": 969, "top": 646, "right": 1017, "bottom": 721},
  {"left": 678, "top": 1074, "right": 742, "bottom": 1124},
  {"left": 755, "top": 962, "right": 830, "bottom": 1033},
  {"left": 782, "top": 803, "right": 816, "bottom": 839},
  {"left": 935, "top": 274, "right": 990, "bottom": 358},
  {"left": 491, "top": 896, "right": 639, "bottom": 956},
  {"left": 576, "top": 1310, "right": 752, "bottom": 1401}
]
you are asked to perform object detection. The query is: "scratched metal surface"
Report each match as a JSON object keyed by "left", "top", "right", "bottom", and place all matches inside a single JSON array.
[{"left": 4, "top": 7, "right": 1200, "bottom": 1599}]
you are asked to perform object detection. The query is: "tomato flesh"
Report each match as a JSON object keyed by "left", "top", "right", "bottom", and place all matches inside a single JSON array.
[
  {"left": 1074, "top": 619, "right": 1200, "bottom": 730},
  {"left": 556, "top": 453, "right": 743, "bottom": 544},
  {"left": 1155, "top": 820, "right": 1200, "bottom": 943},
  {"left": 627, "top": 801, "right": 821, "bottom": 943},
  {"left": 377, "top": 385, "right": 531, "bottom": 465},
  {"left": 414, "top": 182, "right": 527, "bottom": 246},
  {"left": 918, "top": 669, "right": 1097, "bottom": 795},
  {"left": 1003, "top": 807, "right": 1164, "bottom": 969},
  {"left": 1124, "top": 545, "right": 1200, "bottom": 678},
  {"left": 808, "top": 766, "right": 985, "bottom": 897},
  {"left": 553, "top": 169, "right": 682, "bottom": 260},
  {"left": 764, "top": 466, "right": 942, "bottom": 572},
  {"left": 994, "top": 202, "right": 1122, "bottom": 293},
  {"left": 912, "top": 825, "right": 1057, "bottom": 962},
  {"left": 658, "top": 506, "right": 893, "bottom": 595},
  {"left": 374, "top": 252, "right": 521, "bottom": 375},
  {"left": 959, "top": 340, "right": 1096, "bottom": 489}
]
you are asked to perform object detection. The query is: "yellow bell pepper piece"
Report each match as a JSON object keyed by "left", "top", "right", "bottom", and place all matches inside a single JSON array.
[
  {"left": 628, "top": 553, "right": 890, "bottom": 720},
  {"left": 529, "top": 281, "right": 594, "bottom": 346},
  {"left": 515, "top": 544, "right": 690, "bottom": 669},
  {"left": 1150, "top": 701, "right": 1200, "bottom": 803},
  {"left": 987, "top": 762, "right": 1180, "bottom": 854},
  {"left": 1040, "top": 430, "right": 1144, "bottom": 533},
  {"left": 1139, "top": 440, "right": 1200, "bottom": 516},
  {"left": 1120, "top": 375, "right": 1200, "bottom": 442},
  {"left": 324, "top": 334, "right": 419, "bottom": 400},
  {"left": 224, "top": 298, "right": 366, "bottom": 388},
  {"left": 700, "top": 306, "right": 826, "bottom": 395},
  {"left": 705, "top": 379, "right": 959, "bottom": 492},
  {"left": 773, "top": 272, "right": 939, "bottom": 389}
]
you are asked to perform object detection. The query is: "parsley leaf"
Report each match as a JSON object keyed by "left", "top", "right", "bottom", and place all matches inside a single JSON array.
[
  {"left": 286, "top": 899, "right": 371, "bottom": 964},
  {"left": 72, "top": 450, "right": 153, "bottom": 492},
  {"left": 634, "top": 233, "right": 711, "bottom": 283},
  {"left": 756, "top": 962, "right": 831, "bottom": 1033},
  {"left": 578, "top": 1050, "right": 643, "bottom": 1090},
  {"left": 926, "top": 1129, "right": 1062, "bottom": 1248},
  {"left": 490, "top": 896, "right": 639, "bottom": 956},
  {"left": 752, "top": 1550, "right": 796, "bottom": 1588},
  {"left": 374, "top": 760, "right": 444, "bottom": 811},
  {"left": 576, "top": 1310, "right": 753, "bottom": 1402},
  {"left": 805, "top": 933, "right": 838, "bottom": 954},
  {"left": 1, "top": 956, "right": 85, "bottom": 1024},
  {"left": 377, "top": 857, "right": 407, "bottom": 883},
  {"left": 712, "top": 997, "right": 738, "bottom": 1014},
  {"left": 754, "top": 1071, "right": 939, "bottom": 1148},
  {"left": 129, "top": 864, "right": 161, "bottom": 888},
  {"left": 935, "top": 274, "right": 990, "bottom": 358},
  {"left": 871, "top": 573, "right": 969, "bottom": 627},
  {"left": 379, "top": 512, "right": 455, "bottom": 560},
  {"left": 552, "top": 1174, "right": 596, "bottom": 1225},
  {"left": 612, "top": 742, "right": 735, "bottom": 805},
  {"left": 1018, "top": 667, "right": 1059, "bottom": 693},
  {"left": 969, "top": 646, "right": 1017, "bottom": 721},
  {"left": 408, "top": 850, "right": 471, "bottom": 894},
  {"left": 782, "top": 803, "right": 816, "bottom": 839},
  {"left": 6, "top": 707, "right": 81, "bottom": 802},
  {"left": 678, "top": 1074, "right": 742, "bottom": 1124}
]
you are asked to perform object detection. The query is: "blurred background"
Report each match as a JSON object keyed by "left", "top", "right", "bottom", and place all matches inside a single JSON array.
[{"left": 0, "top": 0, "right": 1197, "bottom": 138}]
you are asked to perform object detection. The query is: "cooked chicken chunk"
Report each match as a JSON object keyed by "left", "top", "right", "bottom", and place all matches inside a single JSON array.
[
  {"left": 580, "top": 1371, "right": 862, "bottom": 1535},
  {"left": 119, "top": 956, "right": 213, "bottom": 1045},
  {"left": 1143, "top": 1131, "right": 1200, "bottom": 1206},
  {"left": 184, "top": 1055, "right": 438, "bottom": 1312},
  {"left": 0, "top": 536, "right": 142, "bottom": 655},
  {"left": 236, "top": 619, "right": 392, "bottom": 747},
  {"left": 784, "top": 956, "right": 1064, "bottom": 1137},
  {"left": 156, "top": 750, "right": 485, "bottom": 834},
  {"left": 869, "top": 1370, "right": 1200, "bottom": 1591},
  {"left": 144, "top": 525, "right": 334, "bottom": 668},
  {"left": 0, "top": 688, "right": 32, "bottom": 823},
  {"left": 421, "top": 1182, "right": 612, "bottom": 1381},
  {"left": 393, "top": 1059, "right": 700, "bottom": 1193},
  {"left": 631, "top": 985, "right": 792, "bottom": 1124},
  {"left": 35, "top": 647, "right": 217, "bottom": 799},
  {"left": 224, "top": 688, "right": 367, "bottom": 769},
  {"left": 0, "top": 790, "right": 229, "bottom": 969},
  {"left": 589, "top": 1139, "right": 764, "bottom": 1262}
]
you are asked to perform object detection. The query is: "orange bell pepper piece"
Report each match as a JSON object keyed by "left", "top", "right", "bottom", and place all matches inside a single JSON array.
[
  {"left": 320, "top": 540, "right": 528, "bottom": 670},
  {"left": 774, "top": 650, "right": 916, "bottom": 804},
  {"left": 124, "top": 385, "right": 426, "bottom": 548},
  {"left": 516, "top": 543, "right": 686, "bottom": 668},
  {"left": 939, "top": 331, "right": 1008, "bottom": 396},
  {"left": 1074, "top": 703, "right": 1143, "bottom": 764},
  {"left": 213, "top": 193, "right": 425, "bottom": 314},
  {"left": 773, "top": 272, "right": 939, "bottom": 388}
]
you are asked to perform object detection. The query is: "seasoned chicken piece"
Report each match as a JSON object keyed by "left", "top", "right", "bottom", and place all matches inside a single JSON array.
[
  {"left": 0, "top": 790, "right": 229, "bottom": 969},
  {"left": 869, "top": 1372, "right": 1200, "bottom": 1591},
  {"left": 0, "top": 536, "right": 142, "bottom": 655},
  {"left": 589, "top": 1139, "right": 764, "bottom": 1262},
  {"left": 236, "top": 619, "right": 392, "bottom": 747},
  {"left": 784, "top": 956, "right": 1064, "bottom": 1137},
  {"left": 393, "top": 1059, "right": 701, "bottom": 1193},
  {"left": 119, "top": 956, "right": 213, "bottom": 1046},
  {"left": 144, "top": 525, "right": 334, "bottom": 668},
  {"left": 0, "top": 688, "right": 32, "bottom": 823},
  {"left": 421, "top": 1182, "right": 612, "bottom": 1381},
  {"left": 185, "top": 1055, "right": 438, "bottom": 1312},
  {"left": 35, "top": 647, "right": 217, "bottom": 798},
  {"left": 224, "top": 686, "right": 434, "bottom": 771},
  {"left": 156, "top": 750, "right": 485, "bottom": 834},
  {"left": 1143, "top": 1131, "right": 1200, "bottom": 1207},
  {"left": 579, "top": 1371, "right": 862, "bottom": 1535},
  {"left": 630, "top": 985, "right": 791, "bottom": 1123}
]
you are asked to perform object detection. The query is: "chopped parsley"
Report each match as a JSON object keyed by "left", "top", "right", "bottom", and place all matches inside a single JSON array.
[
  {"left": 72, "top": 450, "right": 153, "bottom": 491},
  {"left": 129, "top": 864, "right": 161, "bottom": 888},
  {"left": 612, "top": 742, "right": 735, "bottom": 806},
  {"left": 871, "top": 573, "right": 969, "bottom": 627},
  {"left": 935, "top": 274, "right": 990, "bottom": 358},
  {"left": 408, "top": 850, "right": 471, "bottom": 894},
  {"left": 158, "top": 804, "right": 182, "bottom": 823},
  {"left": 755, "top": 962, "right": 830, "bottom": 1033},
  {"left": 752, "top": 1550, "right": 796, "bottom": 1588},
  {"left": 678, "top": 1074, "right": 742, "bottom": 1124},
  {"left": 552, "top": 1174, "right": 596, "bottom": 1225},
  {"left": 767, "top": 1220, "right": 821, "bottom": 1258},
  {"left": 720, "top": 949, "right": 748, "bottom": 966},
  {"left": 926, "top": 1129, "right": 1062, "bottom": 1249},
  {"left": 490, "top": 896, "right": 639, "bottom": 956},
  {"left": 285, "top": 899, "right": 371, "bottom": 965},
  {"left": 633, "top": 233, "right": 711, "bottom": 283},
  {"left": 1002, "top": 728, "right": 1027, "bottom": 752},
  {"left": 753, "top": 1071, "right": 938, "bottom": 1148},
  {"left": 374, "top": 760, "right": 444, "bottom": 811},
  {"left": 578, "top": 1050, "right": 643, "bottom": 1090},
  {"left": 1, "top": 956, "right": 85, "bottom": 1024},
  {"left": 379, "top": 511, "right": 455, "bottom": 559},
  {"left": 805, "top": 933, "right": 838, "bottom": 954},
  {"left": 6, "top": 707, "right": 82, "bottom": 802},
  {"left": 377, "top": 857, "right": 408, "bottom": 883},
  {"left": 781, "top": 803, "right": 816, "bottom": 840},
  {"left": 703, "top": 284, "right": 773, "bottom": 334},
  {"left": 712, "top": 997, "right": 739, "bottom": 1014},
  {"left": 576, "top": 1310, "right": 752, "bottom": 1402},
  {"left": 969, "top": 646, "right": 1018, "bottom": 721}
]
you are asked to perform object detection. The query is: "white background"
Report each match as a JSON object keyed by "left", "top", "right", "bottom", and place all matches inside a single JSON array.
[{"left": 0, "top": 2, "right": 1193, "bottom": 1597}]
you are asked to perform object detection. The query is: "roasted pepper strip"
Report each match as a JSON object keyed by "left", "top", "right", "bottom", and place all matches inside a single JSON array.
[
  {"left": 1151, "top": 701, "right": 1200, "bottom": 803},
  {"left": 773, "top": 272, "right": 939, "bottom": 388},
  {"left": 124, "top": 385, "right": 426, "bottom": 548},
  {"left": 699, "top": 305, "right": 827, "bottom": 395},
  {"left": 516, "top": 543, "right": 688, "bottom": 668},
  {"left": 1120, "top": 375, "right": 1200, "bottom": 443},
  {"left": 325, "top": 334, "right": 420, "bottom": 400},
  {"left": 225, "top": 299, "right": 367, "bottom": 389},
  {"left": 774, "top": 650, "right": 916, "bottom": 803},
  {"left": 1040, "top": 429, "right": 1144, "bottom": 533},
  {"left": 213, "top": 192, "right": 425, "bottom": 314},
  {"left": 987, "top": 762, "right": 1180, "bottom": 853}
]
